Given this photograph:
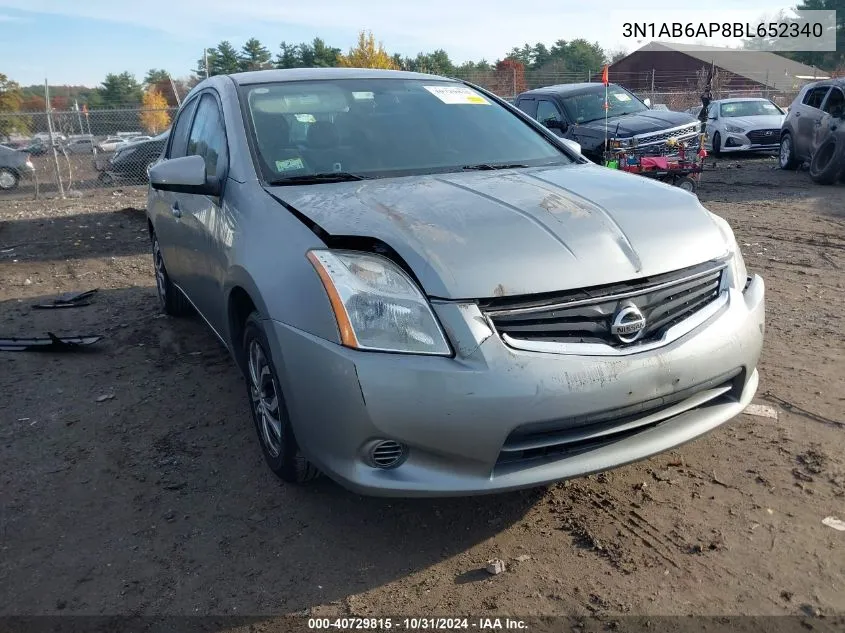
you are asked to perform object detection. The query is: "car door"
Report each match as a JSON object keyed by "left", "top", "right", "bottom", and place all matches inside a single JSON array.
[
  {"left": 147, "top": 95, "right": 199, "bottom": 292},
  {"left": 172, "top": 91, "right": 230, "bottom": 333},
  {"left": 536, "top": 98, "right": 567, "bottom": 137},
  {"left": 795, "top": 85, "right": 830, "bottom": 160},
  {"left": 813, "top": 86, "right": 845, "bottom": 151},
  {"left": 515, "top": 97, "right": 537, "bottom": 118}
]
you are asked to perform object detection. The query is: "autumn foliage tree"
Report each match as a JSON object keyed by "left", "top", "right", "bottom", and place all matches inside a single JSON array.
[
  {"left": 337, "top": 31, "right": 398, "bottom": 69},
  {"left": 140, "top": 87, "right": 171, "bottom": 134},
  {"left": 494, "top": 59, "right": 527, "bottom": 97}
]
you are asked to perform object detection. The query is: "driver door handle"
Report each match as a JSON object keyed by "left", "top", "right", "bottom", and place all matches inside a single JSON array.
[{"left": 171, "top": 202, "right": 182, "bottom": 218}]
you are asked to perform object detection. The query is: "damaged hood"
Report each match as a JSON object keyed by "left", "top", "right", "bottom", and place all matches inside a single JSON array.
[{"left": 267, "top": 164, "right": 730, "bottom": 299}]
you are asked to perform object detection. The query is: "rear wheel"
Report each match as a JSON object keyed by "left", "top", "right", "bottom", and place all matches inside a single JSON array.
[
  {"left": 779, "top": 133, "right": 799, "bottom": 170},
  {"left": 809, "top": 136, "right": 844, "bottom": 185},
  {"left": 0, "top": 167, "right": 19, "bottom": 191},
  {"left": 242, "top": 312, "right": 319, "bottom": 484}
]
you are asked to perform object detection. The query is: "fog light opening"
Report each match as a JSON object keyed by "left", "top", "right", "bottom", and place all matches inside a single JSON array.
[{"left": 365, "top": 440, "right": 408, "bottom": 469}]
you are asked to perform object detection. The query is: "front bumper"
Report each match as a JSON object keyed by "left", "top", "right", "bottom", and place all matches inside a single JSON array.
[
  {"left": 714, "top": 132, "right": 779, "bottom": 153},
  {"left": 268, "top": 275, "right": 765, "bottom": 497}
]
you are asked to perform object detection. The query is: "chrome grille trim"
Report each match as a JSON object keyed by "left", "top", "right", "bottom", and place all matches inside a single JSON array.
[{"left": 485, "top": 260, "right": 730, "bottom": 357}]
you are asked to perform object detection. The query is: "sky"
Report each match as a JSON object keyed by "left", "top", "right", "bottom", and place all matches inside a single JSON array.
[{"left": 0, "top": 0, "right": 798, "bottom": 87}]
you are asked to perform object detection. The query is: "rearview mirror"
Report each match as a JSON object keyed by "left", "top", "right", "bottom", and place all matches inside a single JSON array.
[
  {"left": 643, "top": 98, "right": 652, "bottom": 108},
  {"left": 149, "top": 155, "right": 220, "bottom": 196}
]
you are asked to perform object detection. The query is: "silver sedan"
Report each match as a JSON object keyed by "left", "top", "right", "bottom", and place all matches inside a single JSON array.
[{"left": 147, "top": 68, "right": 765, "bottom": 497}]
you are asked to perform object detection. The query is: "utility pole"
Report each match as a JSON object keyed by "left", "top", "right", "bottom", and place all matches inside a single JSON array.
[
  {"left": 44, "top": 80, "right": 65, "bottom": 198},
  {"left": 74, "top": 100, "right": 84, "bottom": 135},
  {"left": 167, "top": 73, "right": 182, "bottom": 107},
  {"left": 204, "top": 49, "right": 210, "bottom": 79}
]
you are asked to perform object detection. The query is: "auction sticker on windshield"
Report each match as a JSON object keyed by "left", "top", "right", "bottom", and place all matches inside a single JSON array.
[
  {"left": 276, "top": 158, "right": 305, "bottom": 172},
  {"left": 424, "top": 85, "right": 490, "bottom": 105}
]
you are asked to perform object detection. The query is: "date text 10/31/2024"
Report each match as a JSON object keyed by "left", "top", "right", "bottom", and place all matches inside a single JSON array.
[{"left": 308, "top": 618, "right": 529, "bottom": 630}]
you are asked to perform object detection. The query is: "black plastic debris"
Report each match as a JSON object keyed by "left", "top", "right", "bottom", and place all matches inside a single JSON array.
[
  {"left": 0, "top": 333, "right": 103, "bottom": 352},
  {"left": 33, "top": 288, "right": 98, "bottom": 310}
]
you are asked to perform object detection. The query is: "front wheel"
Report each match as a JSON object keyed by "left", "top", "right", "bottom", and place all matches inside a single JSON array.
[
  {"left": 0, "top": 167, "right": 19, "bottom": 191},
  {"left": 779, "top": 133, "right": 799, "bottom": 170},
  {"left": 151, "top": 233, "right": 192, "bottom": 316},
  {"left": 243, "top": 312, "right": 319, "bottom": 484},
  {"left": 711, "top": 132, "right": 722, "bottom": 157}
]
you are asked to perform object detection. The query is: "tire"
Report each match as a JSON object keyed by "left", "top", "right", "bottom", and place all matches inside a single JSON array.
[
  {"left": 779, "top": 133, "right": 799, "bottom": 170},
  {"left": 809, "top": 136, "right": 845, "bottom": 185},
  {"left": 242, "top": 312, "right": 319, "bottom": 484},
  {"left": 711, "top": 132, "right": 722, "bottom": 157},
  {"left": 677, "top": 176, "right": 697, "bottom": 193},
  {"left": 151, "top": 233, "right": 192, "bottom": 316},
  {"left": 0, "top": 167, "right": 20, "bottom": 191}
]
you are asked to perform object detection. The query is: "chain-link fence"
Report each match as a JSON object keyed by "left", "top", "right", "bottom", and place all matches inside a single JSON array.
[
  {"left": 0, "top": 67, "right": 819, "bottom": 200},
  {"left": 0, "top": 107, "right": 175, "bottom": 200}
]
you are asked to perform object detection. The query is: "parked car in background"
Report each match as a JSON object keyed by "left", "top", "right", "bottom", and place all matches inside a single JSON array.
[
  {"left": 63, "top": 137, "right": 98, "bottom": 154},
  {"left": 514, "top": 83, "right": 701, "bottom": 163},
  {"left": 808, "top": 96, "right": 845, "bottom": 184},
  {"left": 98, "top": 130, "right": 168, "bottom": 184},
  {"left": 97, "top": 137, "right": 130, "bottom": 152},
  {"left": 145, "top": 69, "right": 764, "bottom": 497},
  {"left": 704, "top": 98, "right": 786, "bottom": 156},
  {"left": 22, "top": 139, "right": 49, "bottom": 155},
  {"left": 32, "top": 132, "right": 66, "bottom": 143},
  {"left": 779, "top": 78, "right": 845, "bottom": 170},
  {"left": 0, "top": 145, "right": 35, "bottom": 191}
]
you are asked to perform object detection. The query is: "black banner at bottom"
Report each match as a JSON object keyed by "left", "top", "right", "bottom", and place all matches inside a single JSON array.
[{"left": 0, "top": 616, "right": 843, "bottom": 633}]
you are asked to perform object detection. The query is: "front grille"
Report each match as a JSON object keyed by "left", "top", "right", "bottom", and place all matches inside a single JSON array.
[
  {"left": 482, "top": 260, "right": 725, "bottom": 348},
  {"left": 628, "top": 123, "right": 700, "bottom": 156},
  {"left": 746, "top": 129, "right": 780, "bottom": 145},
  {"left": 494, "top": 369, "right": 743, "bottom": 471}
]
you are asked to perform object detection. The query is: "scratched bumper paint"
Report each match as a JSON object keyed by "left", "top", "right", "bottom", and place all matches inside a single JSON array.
[{"left": 268, "top": 275, "right": 765, "bottom": 497}]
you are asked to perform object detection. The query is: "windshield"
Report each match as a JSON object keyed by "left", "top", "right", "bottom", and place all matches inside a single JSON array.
[
  {"left": 241, "top": 79, "right": 571, "bottom": 182},
  {"left": 561, "top": 85, "right": 648, "bottom": 124},
  {"left": 720, "top": 100, "right": 783, "bottom": 117}
]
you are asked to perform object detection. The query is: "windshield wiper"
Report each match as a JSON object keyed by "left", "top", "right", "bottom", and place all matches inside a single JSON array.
[
  {"left": 268, "top": 172, "right": 369, "bottom": 185},
  {"left": 461, "top": 163, "right": 530, "bottom": 171}
]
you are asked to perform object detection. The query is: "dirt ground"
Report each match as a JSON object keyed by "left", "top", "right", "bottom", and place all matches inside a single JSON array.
[{"left": 1, "top": 157, "right": 843, "bottom": 620}]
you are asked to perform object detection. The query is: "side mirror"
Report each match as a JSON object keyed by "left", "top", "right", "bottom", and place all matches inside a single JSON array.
[
  {"left": 149, "top": 155, "right": 220, "bottom": 196},
  {"left": 561, "top": 138, "right": 582, "bottom": 155},
  {"left": 643, "top": 98, "right": 652, "bottom": 108},
  {"left": 543, "top": 118, "right": 568, "bottom": 133}
]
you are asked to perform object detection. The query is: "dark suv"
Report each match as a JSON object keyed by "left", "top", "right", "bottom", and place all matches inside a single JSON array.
[
  {"left": 514, "top": 83, "right": 700, "bottom": 163},
  {"left": 779, "top": 78, "right": 845, "bottom": 171}
]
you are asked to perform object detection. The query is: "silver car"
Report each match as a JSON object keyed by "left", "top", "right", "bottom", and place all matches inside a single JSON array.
[
  {"left": 146, "top": 69, "right": 765, "bottom": 497},
  {"left": 704, "top": 98, "right": 786, "bottom": 156}
]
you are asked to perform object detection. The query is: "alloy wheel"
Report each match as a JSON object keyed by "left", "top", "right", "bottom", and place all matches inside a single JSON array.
[
  {"left": 779, "top": 136, "right": 792, "bottom": 167},
  {"left": 152, "top": 239, "right": 167, "bottom": 307},
  {"left": 248, "top": 340, "right": 283, "bottom": 458}
]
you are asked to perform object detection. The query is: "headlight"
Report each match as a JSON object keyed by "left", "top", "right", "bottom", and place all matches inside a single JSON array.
[
  {"left": 708, "top": 212, "right": 747, "bottom": 290},
  {"left": 307, "top": 250, "right": 451, "bottom": 355},
  {"left": 724, "top": 123, "right": 745, "bottom": 134}
]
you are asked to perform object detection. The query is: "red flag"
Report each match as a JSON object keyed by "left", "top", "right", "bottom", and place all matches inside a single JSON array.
[{"left": 601, "top": 65, "right": 609, "bottom": 85}]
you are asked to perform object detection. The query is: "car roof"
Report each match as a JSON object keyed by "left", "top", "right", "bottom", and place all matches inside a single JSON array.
[
  {"left": 227, "top": 67, "right": 456, "bottom": 86},
  {"left": 713, "top": 97, "right": 774, "bottom": 103},
  {"left": 518, "top": 83, "right": 612, "bottom": 97}
]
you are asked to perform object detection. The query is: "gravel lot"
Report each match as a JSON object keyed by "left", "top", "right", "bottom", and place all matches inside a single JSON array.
[{"left": 1, "top": 157, "right": 843, "bottom": 620}]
